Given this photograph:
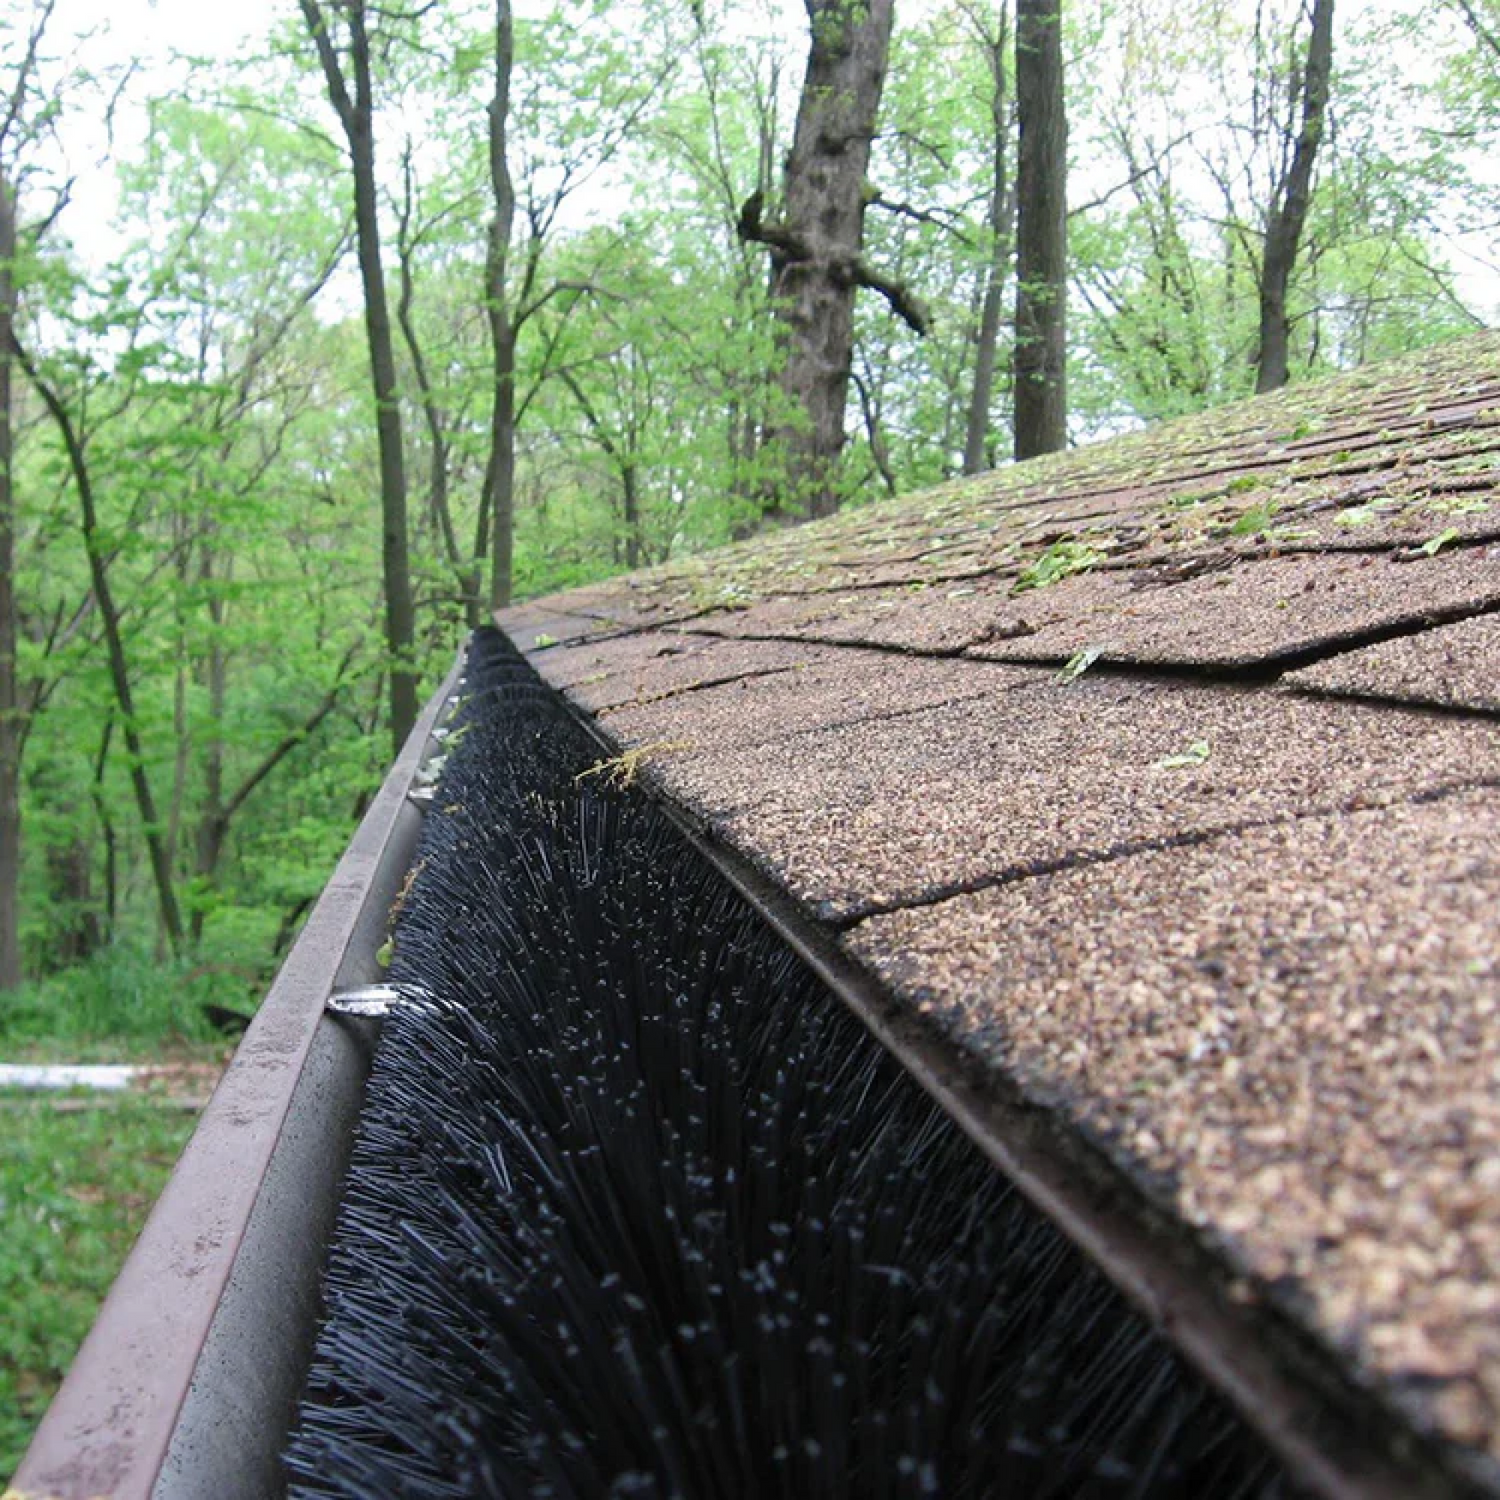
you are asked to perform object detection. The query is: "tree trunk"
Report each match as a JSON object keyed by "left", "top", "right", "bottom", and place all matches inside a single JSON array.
[
  {"left": 621, "top": 464, "right": 643, "bottom": 570},
  {"left": 90, "top": 718, "right": 117, "bottom": 942},
  {"left": 0, "top": 171, "right": 20, "bottom": 990},
  {"left": 395, "top": 161, "right": 480, "bottom": 626},
  {"left": 484, "top": 325, "right": 517, "bottom": 612},
  {"left": 484, "top": 0, "right": 518, "bottom": 612},
  {"left": 763, "top": 0, "right": 897, "bottom": 519},
  {"left": 1013, "top": 0, "right": 1068, "bottom": 459},
  {"left": 1255, "top": 0, "right": 1335, "bottom": 394},
  {"left": 962, "top": 1, "right": 1016, "bottom": 476},
  {"left": 191, "top": 546, "right": 227, "bottom": 944},
  {"left": 16, "top": 345, "right": 185, "bottom": 952},
  {"left": 300, "top": 0, "right": 417, "bottom": 754},
  {"left": 46, "top": 837, "right": 101, "bottom": 968}
]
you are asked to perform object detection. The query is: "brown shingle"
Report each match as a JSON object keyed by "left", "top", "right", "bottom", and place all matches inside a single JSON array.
[
  {"left": 1286, "top": 613, "right": 1500, "bottom": 714},
  {"left": 846, "top": 792, "right": 1500, "bottom": 1456},
  {"left": 632, "top": 667, "right": 1499, "bottom": 920}
]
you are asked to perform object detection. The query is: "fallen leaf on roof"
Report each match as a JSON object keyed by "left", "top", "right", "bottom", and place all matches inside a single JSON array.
[
  {"left": 1058, "top": 645, "right": 1104, "bottom": 683},
  {"left": 1155, "top": 739, "right": 1212, "bottom": 769},
  {"left": 575, "top": 740, "right": 696, "bottom": 790},
  {"left": 1012, "top": 540, "right": 1105, "bottom": 594}
]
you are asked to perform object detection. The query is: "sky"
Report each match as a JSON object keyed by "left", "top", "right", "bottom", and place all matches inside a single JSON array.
[{"left": 10, "top": 0, "right": 1498, "bottom": 320}]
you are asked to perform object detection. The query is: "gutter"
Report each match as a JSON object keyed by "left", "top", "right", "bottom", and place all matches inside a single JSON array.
[{"left": 9, "top": 657, "right": 462, "bottom": 1500}]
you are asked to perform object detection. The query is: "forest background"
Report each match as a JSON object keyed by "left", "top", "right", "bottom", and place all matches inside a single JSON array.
[{"left": 0, "top": 0, "right": 1497, "bottom": 1025}]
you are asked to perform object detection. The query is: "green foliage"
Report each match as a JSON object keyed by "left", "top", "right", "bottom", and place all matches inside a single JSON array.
[
  {"left": 1012, "top": 539, "right": 1105, "bottom": 593},
  {"left": 0, "top": 946, "right": 234, "bottom": 1056},
  {"left": 0, "top": 0, "right": 1494, "bottom": 1014},
  {"left": 1230, "top": 502, "right": 1276, "bottom": 536}
]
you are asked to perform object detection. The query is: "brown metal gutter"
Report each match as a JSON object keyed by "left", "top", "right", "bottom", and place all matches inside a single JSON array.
[{"left": 9, "top": 658, "right": 462, "bottom": 1500}]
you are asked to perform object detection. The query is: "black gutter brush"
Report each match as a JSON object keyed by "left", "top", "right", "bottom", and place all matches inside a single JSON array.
[{"left": 285, "top": 627, "right": 1295, "bottom": 1499}]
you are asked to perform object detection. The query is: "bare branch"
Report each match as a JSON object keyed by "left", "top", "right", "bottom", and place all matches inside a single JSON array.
[
  {"left": 867, "top": 192, "right": 975, "bottom": 245},
  {"left": 1068, "top": 129, "right": 1199, "bottom": 219},
  {"left": 0, "top": 0, "right": 57, "bottom": 152},
  {"left": 1452, "top": 0, "right": 1500, "bottom": 63}
]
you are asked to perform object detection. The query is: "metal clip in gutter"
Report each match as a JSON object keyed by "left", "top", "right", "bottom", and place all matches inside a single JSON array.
[{"left": 326, "top": 982, "right": 438, "bottom": 1019}]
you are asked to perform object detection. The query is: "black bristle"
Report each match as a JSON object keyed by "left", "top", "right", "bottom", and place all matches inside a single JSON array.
[{"left": 285, "top": 627, "right": 1296, "bottom": 1498}]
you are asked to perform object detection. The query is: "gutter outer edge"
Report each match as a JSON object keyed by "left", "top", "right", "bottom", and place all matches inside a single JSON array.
[{"left": 10, "top": 658, "right": 462, "bottom": 1500}]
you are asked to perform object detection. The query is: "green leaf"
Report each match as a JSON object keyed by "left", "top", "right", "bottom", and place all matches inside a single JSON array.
[
  {"left": 1419, "top": 527, "right": 1461, "bottom": 557},
  {"left": 1012, "top": 540, "right": 1104, "bottom": 594},
  {"left": 1230, "top": 503, "right": 1275, "bottom": 537},
  {"left": 1058, "top": 645, "right": 1103, "bottom": 682},
  {"left": 532, "top": 633, "right": 559, "bottom": 648},
  {"left": 1156, "top": 739, "right": 1211, "bottom": 770}
]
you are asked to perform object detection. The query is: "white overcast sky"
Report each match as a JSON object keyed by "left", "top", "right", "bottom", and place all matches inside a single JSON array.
[{"left": 15, "top": 0, "right": 1498, "bottom": 319}]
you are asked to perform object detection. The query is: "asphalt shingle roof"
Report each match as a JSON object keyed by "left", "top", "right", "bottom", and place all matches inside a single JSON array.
[{"left": 496, "top": 330, "right": 1500, "bottom": 1489}]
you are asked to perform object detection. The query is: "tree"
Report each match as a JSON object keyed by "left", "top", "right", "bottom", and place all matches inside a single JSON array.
[
  {"left": 1013, "top": 0, "right": 1067, "bottom": 457},
  {"left": 960, "top": 0, "right": 1017, "bottom": 474},
  {"left": 298, "top": 0, "right": 418, "bottom": 754},
  {"left": 0, "top": 168, "right": 18, "bottom": 990},
  {"left": 739, "top": 0, "right": 928, "bottom": 519},
  {"left": 487, "top": 2, "right": 677, "bottom": 604},
  {"left": 14, "top": 341, "right": 187, "bottom": 952},
  {"left": 638, "top": 5, "right": 797, "bottom": 528},
  {"left": 484, "top": 0, "right": 519, "bottom": 611},
  {"left": 0, "top": 0, "right": 58, "bottom": 990},
  {"left": 1256, "top": 0, "right": 1335, "bottom": 392}
]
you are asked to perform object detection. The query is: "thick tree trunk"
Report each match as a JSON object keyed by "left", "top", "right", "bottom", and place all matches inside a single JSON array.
[
  {"left": 1013, "top": 0, "right": 1068, "bottom": 460},
  {"left": 485, "top": 0, "right": 518, "bottom": 612},
  {"left": 300, "top": 0, "right": 417, "bottom": 754},
  {"left": 962, "top": 2, "right": 1016, "bottom": 476},
  {"left": 0, "top": 171, "right": 20, "bottom": 990},
  {"left": 764, "top": 0, "right": 896, "bottom": 519},
  {"left": 1255, "top": 0, "right": 1334, "bottom": 394}
]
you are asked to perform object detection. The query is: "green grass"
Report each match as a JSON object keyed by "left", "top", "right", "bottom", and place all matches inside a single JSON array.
[
  {"left": 0, "top": 944, "right": 248, "bottom": 1062},
  {"left": 1, "top": 1093, "right": 199, "bottom": 1481}
]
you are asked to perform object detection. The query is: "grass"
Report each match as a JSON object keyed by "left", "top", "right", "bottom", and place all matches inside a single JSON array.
[
  {"left": 0, "top": 943, "right": 247, "bottom": 1062},
  {"left": 0, "top": 1093, "right": 200, "bottom": 1481}
]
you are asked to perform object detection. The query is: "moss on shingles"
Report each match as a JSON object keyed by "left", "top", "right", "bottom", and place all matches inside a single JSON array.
[{"left": 543, "top": 331, "right": 1500, "bottom": 630}]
